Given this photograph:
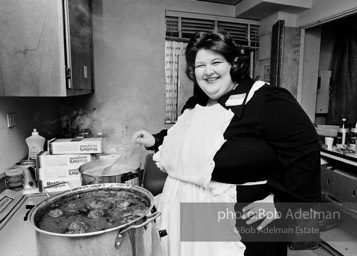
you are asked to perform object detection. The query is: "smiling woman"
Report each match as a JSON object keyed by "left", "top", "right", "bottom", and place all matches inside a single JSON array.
[
  {"left": 194, "top": 49, "right": 236, "bottom": 101},
  {"left": 164, "top": 11, "right": 259, "bottom": 123},
  {"left": 185, "top": 30, "right": 249, "bottom": 104}
]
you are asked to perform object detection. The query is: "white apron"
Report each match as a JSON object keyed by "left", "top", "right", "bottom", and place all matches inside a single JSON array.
[{"left": 153, "top": 103, "right": 246, "bottom": 256}]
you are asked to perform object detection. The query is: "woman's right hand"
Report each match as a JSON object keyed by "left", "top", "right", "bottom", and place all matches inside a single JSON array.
[{"left": 132, "top": 130, "right": 155, "bottom": 148}]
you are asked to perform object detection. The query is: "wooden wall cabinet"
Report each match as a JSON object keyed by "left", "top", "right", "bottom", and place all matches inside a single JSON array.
[{"left": 0, "top": 0, "right": 93, "bottom": 97}]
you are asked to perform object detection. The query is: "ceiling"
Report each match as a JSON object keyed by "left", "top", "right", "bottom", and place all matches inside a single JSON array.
[
  {"left": 196, "top": 0, "right": 243, "bottom": 5},
  {"left": 196, "top": 0, "right": 311, "bottom": 20}
]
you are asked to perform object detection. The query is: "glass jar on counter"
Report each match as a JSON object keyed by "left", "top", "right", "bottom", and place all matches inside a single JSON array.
[
  {"left": 5, "top": 166, "right": 24, "bottom": 191},
  {"left": 15, "top": 160, "right": 37, "bottom": 190}
]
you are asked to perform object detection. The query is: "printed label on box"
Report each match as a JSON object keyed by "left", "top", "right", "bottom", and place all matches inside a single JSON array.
[
  {"left": 38, "top": 152, "right": 92, "bottom": 168},
  {"left": 39, "top": 178, "right": 81, "bottom": 193},
  {"left": 49, "top": 138, "right": 103, "bottom": 155},
  {"left": 38, "top": 167, "right": 80, "bottom": 180}
]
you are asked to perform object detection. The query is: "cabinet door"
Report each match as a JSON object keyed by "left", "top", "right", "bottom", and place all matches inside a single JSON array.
[
  {"left": 66, "top": 0, "right": 93, "bottom": 93},
  {"left": 0, "top": 0, "right": 65, "bottom": 96},
  {"left": 0, "top": 0, "right": 93, "bottom": 96}
]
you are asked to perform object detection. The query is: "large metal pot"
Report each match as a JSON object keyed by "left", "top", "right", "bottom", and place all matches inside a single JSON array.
[
  {"left": 27, "top": 183, "right": 161, "bottom": 256},
  {"left": 79, "top": 156, "right": 140, "bottom": 185}
]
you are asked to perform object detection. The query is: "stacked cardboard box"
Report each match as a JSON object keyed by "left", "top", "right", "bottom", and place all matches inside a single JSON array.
[
  {"left": 37, "top": 138, "right": 102, "bottom": 193},
  {"left": 48, "top": 138, "right": 103, "bottom": 155}
]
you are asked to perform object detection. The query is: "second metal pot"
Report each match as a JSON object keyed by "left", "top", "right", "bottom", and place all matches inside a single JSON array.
[{"left": 79, "top": 157, "right": 140, "bottom": 185}]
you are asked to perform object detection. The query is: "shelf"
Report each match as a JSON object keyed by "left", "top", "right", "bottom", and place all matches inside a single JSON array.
[
  {"left": 321, "top": 148, "right": 357, "bottom": 167},
  {"left": 234, "top": 0, "right": 311, "bottom": 19}
]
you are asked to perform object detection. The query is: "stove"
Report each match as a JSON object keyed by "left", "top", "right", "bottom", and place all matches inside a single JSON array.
[
  {"left": 0, "top": 189, "right": 25, "bottom": 229},
  {"left": 0, "top": 190, "right": 46, "bottom": 256}
]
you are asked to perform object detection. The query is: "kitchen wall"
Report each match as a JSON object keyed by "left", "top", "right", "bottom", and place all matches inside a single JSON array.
[
  {"left": 82, "top": 0, "right": 235, "bottom": 161},
  {"left": 0, "top": 0, "right": 236, "bottom": 174},
  {"left": 89, "top": 0, "right": 233, "bottom": 135},
  {"left": 0, "top": 97, "right": 61, "bottom": 174}
]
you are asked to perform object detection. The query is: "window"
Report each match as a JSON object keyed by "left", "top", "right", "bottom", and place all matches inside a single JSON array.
[{"left": 165, "top": 10, "right": 260, "bottom": 48}]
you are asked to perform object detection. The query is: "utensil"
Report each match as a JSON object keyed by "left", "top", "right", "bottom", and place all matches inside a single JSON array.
[
  {"left": 102, "top": 142, "right": 140, "bottom": 175},
  {"left": 101, "top": 155, "right": 122, "bottom": 175}
]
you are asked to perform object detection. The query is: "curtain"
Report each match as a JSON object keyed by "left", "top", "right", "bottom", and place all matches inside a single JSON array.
[
  {"left": 165, "top": 40, "right": 188, "bottom": 123},
  {"left": 327, "top": 21, "right": 357, "bottom": 125}
]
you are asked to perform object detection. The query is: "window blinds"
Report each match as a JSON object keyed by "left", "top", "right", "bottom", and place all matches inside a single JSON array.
[{"left": 165, "top": 11, "right": 260, "bottom": 48}]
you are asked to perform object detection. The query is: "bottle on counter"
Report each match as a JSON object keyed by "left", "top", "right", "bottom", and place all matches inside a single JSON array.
[
  {"left": 26, "top": 128, "right": 45, "bottom": 160},
  {"left": 349, "top": 121, "right": 357, "bottom": 151},
  {"left": 336, "top": 118, "right": 349, "bottom": 148}
]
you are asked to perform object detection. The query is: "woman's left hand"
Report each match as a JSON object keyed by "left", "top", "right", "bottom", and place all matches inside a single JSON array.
[{"left": 241, "top": 194, "right": 281, "bottom": 230}]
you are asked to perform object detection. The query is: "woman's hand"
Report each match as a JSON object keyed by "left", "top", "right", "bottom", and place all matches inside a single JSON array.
[
  {"left": 241, "top": 194, "right": 281, "bottom": 230},
  {"left": 132, "top": 130, "right": 155, "bottom": 148}
]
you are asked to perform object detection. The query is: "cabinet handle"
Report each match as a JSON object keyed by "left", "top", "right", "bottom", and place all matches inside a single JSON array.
[{"left": 66, "top": 67, "right": 72, "bottom": 79}]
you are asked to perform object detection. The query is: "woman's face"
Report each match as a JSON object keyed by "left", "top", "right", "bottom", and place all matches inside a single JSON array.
[{"left": 194, "top": 49, "right": 235, "bottom": 100}]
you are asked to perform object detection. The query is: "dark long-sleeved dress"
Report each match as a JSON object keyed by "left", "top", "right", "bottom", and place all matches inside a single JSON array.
[{"left": 150, "top": 76, "right": 321, "bottom": 256}]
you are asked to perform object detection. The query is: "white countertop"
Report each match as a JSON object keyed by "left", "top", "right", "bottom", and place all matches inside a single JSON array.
[
  {"left": 0, "top": 193, "right": 45, "bottom": 256},
  {"left": 321, "top": 147, "right": 357, "bottom": 167}
]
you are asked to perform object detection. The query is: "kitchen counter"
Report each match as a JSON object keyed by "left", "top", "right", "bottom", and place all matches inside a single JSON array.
[
  {"left": 0, "top": 192, "right": 46, "bottom": 256},
  {"left": 321, "top": 147, "right": 357, "bottom": 167}
]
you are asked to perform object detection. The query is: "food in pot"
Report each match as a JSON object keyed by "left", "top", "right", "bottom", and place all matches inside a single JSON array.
[
  {"left": 48, "top": 209, "right": 63, "bottom": 218},
  {"left": 37, "top": 189, "right": 149, "bottom": 234},
  {"left": 87, "top": 208, "right": 106, "bottom": 219},
  {"left": 67, "top": 220, "right": 88, "bottom": 234}
]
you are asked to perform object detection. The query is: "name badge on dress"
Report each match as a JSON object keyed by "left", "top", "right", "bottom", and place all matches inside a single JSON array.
[{"left": 225, "top": 93, "right": 246, "bottom": 106}]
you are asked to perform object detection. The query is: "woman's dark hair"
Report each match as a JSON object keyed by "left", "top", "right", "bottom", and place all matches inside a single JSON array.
[{"left": 185, "top": 30, "right": 249, "bottom": 85}]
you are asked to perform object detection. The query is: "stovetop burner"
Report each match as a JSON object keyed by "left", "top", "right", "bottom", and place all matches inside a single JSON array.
[{"left": 0, "top": 189, "right": 25, "bottom": 230}]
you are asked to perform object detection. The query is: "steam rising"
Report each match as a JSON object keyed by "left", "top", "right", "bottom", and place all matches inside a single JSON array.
[
  {"left": 41, "top": 99, "right": 136, "bottom": 158},
  {"left": 72, "top": 106, "right": 130, "bottom": 155}
]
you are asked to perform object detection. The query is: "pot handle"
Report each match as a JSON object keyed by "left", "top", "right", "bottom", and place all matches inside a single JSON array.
[
  {"left": 121, "top": 172, "right": 139, "bottom": 182},
  {"left": 42, "top": 181, "right": 74, "bottom": 197},
  {"left": 114, "top": 211, "right": 161, "bottom": 249}
]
